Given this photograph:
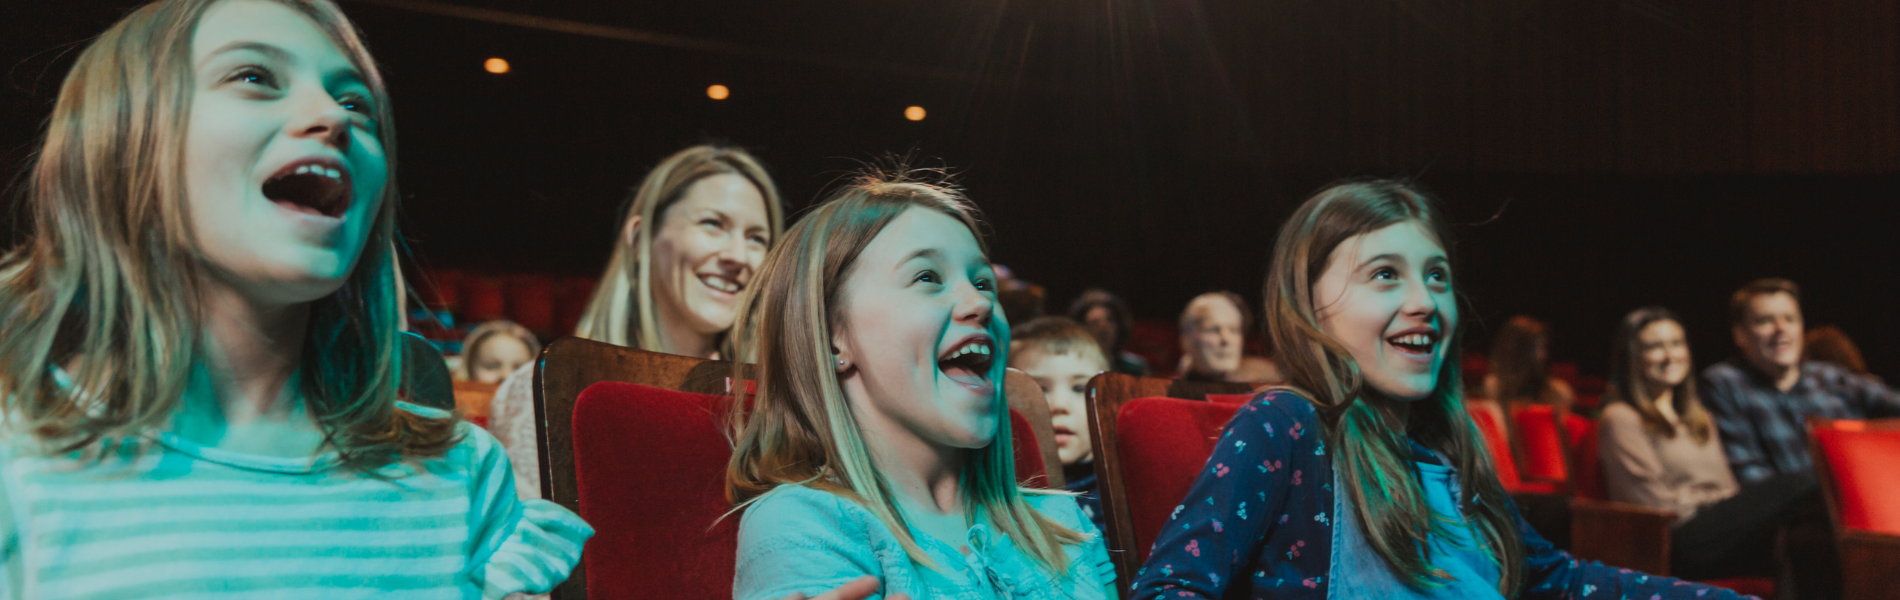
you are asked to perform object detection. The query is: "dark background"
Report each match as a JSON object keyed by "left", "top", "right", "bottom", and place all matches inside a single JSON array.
[{"left": 4, "top": 0, "right": 1897, "bottom": 379}]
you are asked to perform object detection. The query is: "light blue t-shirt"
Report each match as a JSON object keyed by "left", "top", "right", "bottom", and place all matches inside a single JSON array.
[
  {"left": 1330, "top": 460, "right": 1503, "bottom": 600},
  {"left": 734, "top": 484, "right": 1116, "bottom": 600}
]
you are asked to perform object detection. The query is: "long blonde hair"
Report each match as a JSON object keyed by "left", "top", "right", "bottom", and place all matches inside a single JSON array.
[
  {"left": 573, "top": 145, "right": 784, "bottom": 351},
  {"left": 1263, "top": 180, "right": 1525, "bottom": 593},
  {"left": 0, "top": 0, "right": 456, "bottom": 469},
  {"left": 726, "top": 168, "right": 1086, "bottom": 573}
]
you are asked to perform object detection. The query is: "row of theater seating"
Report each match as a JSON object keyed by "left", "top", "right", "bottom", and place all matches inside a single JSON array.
[
  {"left": 1098, "top": 381, "right": 1900, "bottom": 599},
  {"left": 455, "top": 337, "right": 1899, "bottom": 599},
  {"left": 409, "top": 269, "right": 598, "bottom": 339}
]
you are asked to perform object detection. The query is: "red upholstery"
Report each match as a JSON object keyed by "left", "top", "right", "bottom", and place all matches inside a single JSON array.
[
  {"left": 1571, "top": 417, "right": 1605, "bottom": 501},
  {"left": 568, "top": 382, "right": 1054, "bottom": 597},
  {"left": 1467, "top": 404, "right": 1522, "bottom": 490},
  {"left": 503, "top": 275, "right": 556, "bottom": 333},
  {"left": 419, "top": 269, "right": 463, "bottom": 311},
  {"left": 461, "top": 276, "right": 506, "bottom": 322},
  {"left": 1814, "top": 426, "right": 1900, "bottom": 535},
  {"left": 1115, "top": 397, "right": 1241, "bottom": 562},
  {"left": 1462, "top": 354, "right": 1489, "bottom": 391},
  {"left": 1206, "top": 393, "right": 1256, "bottom": 405},
  {"left": 1514, "top": 404, "right": 1571, "bottom": 483},
  {"left": 554, "top": 276, "right": 597, "bottom": 335},
  {"left": 1009, "top": 409, "right": 1051, "bottom": 488},
  {"left": 1703, "top": 578, "right": 1775, "bottom": 597},
  {"left": 571, "top": 382, "right": 739, "bottom": 600}
]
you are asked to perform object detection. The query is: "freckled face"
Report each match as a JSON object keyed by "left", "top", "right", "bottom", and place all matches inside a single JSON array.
[
  {"left": 1310, "top": 221, "right": 1456, "bottom": 401},
  {"left": 834, "top": 208, "right": 1006, "bottom": 451},
  {"left": 186, "top": 0, "right": 388, "bottom": 305}
]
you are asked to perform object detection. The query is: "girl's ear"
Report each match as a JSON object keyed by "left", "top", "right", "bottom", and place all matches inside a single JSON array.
[
  {"left": 620, "top": 215, "right": 643, "bottom": 248},
  {"left": 830, "top": 326, "right": 853, "bottom": 373}
]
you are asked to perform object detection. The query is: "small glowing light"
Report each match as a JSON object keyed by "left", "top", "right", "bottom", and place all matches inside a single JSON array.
[
  {"left": 904, "top": 105, "right": 927, "bottom": 121},
  {"left": 483, "top": 58, "right": 510, "bottom": 74},
  {"left": 707, "top": 84, "right": 731, "bottom": 100}
]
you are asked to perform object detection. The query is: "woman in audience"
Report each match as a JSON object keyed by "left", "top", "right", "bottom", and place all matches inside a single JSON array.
[
  {"left": 1483, "top": 315, "right": 1576, "bottom": 410},
  {"left": 0, "top": 0, "right": 589, "bottom": 595},
  {"left": 1070, "top": 288, "right": 1152, "bottom": 376},
  {"left": 461, "top": 320, "right": 541, "bottom": 384},
  {"left": 726, "top": 168, "right": 1115, "bottom": 599},
  {"left": 1600, "top": 307, "right": 1837, "bottom": 598},
  {"left": 486, "top": 144, "right": 784, "bottom": 499},
  {"left": 1130, "top": 181, "right": 1748, "bottom": 599}
]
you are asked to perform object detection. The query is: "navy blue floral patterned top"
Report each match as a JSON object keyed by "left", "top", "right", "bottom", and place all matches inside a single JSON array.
[{"left": 1129, "top": 390, "right": 1758, "bottom": 600}]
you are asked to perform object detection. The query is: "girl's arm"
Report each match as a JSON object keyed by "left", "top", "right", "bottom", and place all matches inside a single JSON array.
[
  {"left": 1128, "top": 395, "right": 1315, "bottom": 599},
  {"left": 1512, "top": 498, "right": 1757, "bottom": 600}
]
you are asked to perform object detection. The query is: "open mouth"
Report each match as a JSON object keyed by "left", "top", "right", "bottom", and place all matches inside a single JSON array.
[
  {"left": 937, "top": 335, "right": 995, "bottom": 392},
  {"left": 1386, "top": 329, "right": 1440, "bottom": 356},
  {"left": 698, "top": 273, "right": 743, "bottom": 295},
  {"left": 262, "top": 159, "right": 351, "bottom": 219}
]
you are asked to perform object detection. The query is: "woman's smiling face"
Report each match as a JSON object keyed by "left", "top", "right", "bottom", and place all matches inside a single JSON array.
[
  {"left": 1311, "top": 220, "right": 1456, "bottom": 401},
  {"left": 648, "top": 173, "right": 772, "bottom": 339},
  {"left": 185, "top": 0, "right": 388, "bottom": 305},
  {"left": 833, "top": 208, "right": 1006, "bottom": 452}
]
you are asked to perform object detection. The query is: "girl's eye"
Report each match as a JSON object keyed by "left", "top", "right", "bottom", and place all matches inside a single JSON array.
[
  {"left": 748, "top": 234, "right": 769, "bottom": 246},
  {"left": 337, "top": 94, "right": 373, "bottom": 115},
  {"left": 1071, "top": 384, "right": 1086, "bottom": 394},
  {"left": 229, "top": 66, "right": 279, "bottom": 88},
  {"left": 973, "top": 277, "right": 993, "bottom": 291},
  {"left": 1371, "top": 267, "right": 1398, "bottom": 280},
  {"left": 1428, "top": 269, "right": 1450, "bottom": 284},
  {"left": 915, "top": 270, "right": 940, "bottom": 284}
]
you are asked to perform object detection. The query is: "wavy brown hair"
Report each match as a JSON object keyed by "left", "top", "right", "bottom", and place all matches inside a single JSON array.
[
  {"left": 1607, "top": 307, "right": 1715, "bottom": 444},
  {"left": 725, "top": 167, "right": 1086, "bottom": 573},
  {"left": 1262, "top": 180, "right": 1524, "bottom": 593},
  {"left": 0, "top": 0, "right": 455, "bottom": 470}
]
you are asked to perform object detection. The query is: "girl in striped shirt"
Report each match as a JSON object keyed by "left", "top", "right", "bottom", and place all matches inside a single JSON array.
[{"left": 0, "top": 1, "right": 591, "bottom": 597}]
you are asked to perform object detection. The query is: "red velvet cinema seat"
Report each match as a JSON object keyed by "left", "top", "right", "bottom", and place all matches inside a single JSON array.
[
  {"left": 1809, "top": 418, "right": 1900, "bottom": 599},
  {"left": 533, "top": 338, "right": 1058, "bottom": 600},
  {"left": 1082, "top": 372, "right": 1255, "bottom": 584}
]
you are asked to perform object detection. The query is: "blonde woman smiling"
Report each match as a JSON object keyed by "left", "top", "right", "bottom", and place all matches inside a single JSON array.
[{"left": 486, "top": 145, "right": 784, "bottom": 499}]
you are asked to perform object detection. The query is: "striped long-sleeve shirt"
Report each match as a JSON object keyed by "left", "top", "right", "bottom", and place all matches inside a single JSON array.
[{"left": 0, "top": 404, "right": 593, "bottom": 599}]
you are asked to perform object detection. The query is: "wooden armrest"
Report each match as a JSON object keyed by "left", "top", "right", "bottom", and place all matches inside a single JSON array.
[
  {"left": 1840, "top": 530, "right": 1900, "bottom": 599},
  {"left": 1568, "top": 498, "right": 1676, "bottom": 575}
]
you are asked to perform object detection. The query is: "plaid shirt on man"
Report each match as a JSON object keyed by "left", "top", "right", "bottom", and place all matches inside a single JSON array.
[{"left": 1702, "top": 358, "right": 1900, "bottom": 484}]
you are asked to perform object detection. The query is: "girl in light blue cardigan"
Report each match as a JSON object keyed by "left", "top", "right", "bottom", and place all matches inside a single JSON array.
[{"left": 725, "top": 169, "right": 1116, "bottom": 600}]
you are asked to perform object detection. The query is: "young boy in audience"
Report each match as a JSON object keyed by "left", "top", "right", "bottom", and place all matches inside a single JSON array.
[{"left": 1010, "top": 316, "right": 1109, "bottom": 532}]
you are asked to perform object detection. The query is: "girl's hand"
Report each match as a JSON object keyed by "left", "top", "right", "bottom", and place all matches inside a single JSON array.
[{"left": 775, "top": 575, "right": 909, "bottom": 600}]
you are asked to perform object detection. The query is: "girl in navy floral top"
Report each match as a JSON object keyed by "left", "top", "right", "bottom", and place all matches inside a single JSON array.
[{"left": 1130, "top": 181, "right": 1755, "bottom": 600}]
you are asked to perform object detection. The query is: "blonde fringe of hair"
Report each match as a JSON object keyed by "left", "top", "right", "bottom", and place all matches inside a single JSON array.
[
  {"left": 725, "top": 166, "right": 1086, "bottom": 574},
  {"left": 572, "top": 145, "right": 784, "bottom": 353},
  {"left": 0, "top": 0, "right": 456, "bottom": 470}
]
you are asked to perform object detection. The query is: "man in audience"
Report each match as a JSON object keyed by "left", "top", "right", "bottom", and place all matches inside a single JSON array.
[
  {"left": 1703, "top": 278, "right": 1900, "bottom": 484},
  {"left": 1009, "top": 316, "right": 1109, "bottom": 533},
  {"left": 1178, "top": 291, "right": 1248, "bottom": 382}
]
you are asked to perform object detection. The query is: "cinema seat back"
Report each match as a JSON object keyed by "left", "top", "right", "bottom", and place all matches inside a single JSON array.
[
  {"left": 1115, "top": 397, "right": 1242, "bottom": 562},
  {"left": 1467, "top": 404, "right": 1523, "bottom": 490},
  {"left": 1514, "top": 404, "right": 1572, "bottom": 483},
  {"left": 1814, "top": 425, "right": 1900, "bottom": 535}
]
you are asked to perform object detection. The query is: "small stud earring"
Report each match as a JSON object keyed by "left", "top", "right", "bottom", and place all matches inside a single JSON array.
[{"left": 837, "top": 357, "right": 846, "bottom": 366}]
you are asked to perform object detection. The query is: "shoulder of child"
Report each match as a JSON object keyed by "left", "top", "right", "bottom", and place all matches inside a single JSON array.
[{"left": 739, "top": 484, "right": 880, "bottom": 548}]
